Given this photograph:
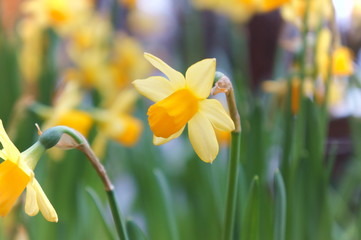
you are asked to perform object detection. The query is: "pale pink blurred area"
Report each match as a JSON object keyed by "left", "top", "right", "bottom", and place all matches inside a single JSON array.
[{"left": 0, "top": 0, "right": 22, "bottom": 36}]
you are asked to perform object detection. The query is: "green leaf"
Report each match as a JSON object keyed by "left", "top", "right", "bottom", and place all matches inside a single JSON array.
[
  {"left": 86, "top": 187, "right": 117, "bottom": 240},
  {"left": 274, "top": 170, "right": 286, "bottom": 240},
  {"left": 126, "top": 220, "right": 148, "bottom": 240},
  {"left": 154, "top": 169, "right": 179, "bottom": 240},
  {"left": 241, "top": 175, "right": 260, "bottom": 240}
]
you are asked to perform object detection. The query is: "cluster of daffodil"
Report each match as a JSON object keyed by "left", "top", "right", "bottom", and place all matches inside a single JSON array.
[
  {"left": 16, "top": 0, "right": 150, "bottom": 158},
  {"left": 262, "top": 0, "right": 355, "bottom": 114},
  {"left": 1, "top": 0, "right": 361, "bottom": 239}
]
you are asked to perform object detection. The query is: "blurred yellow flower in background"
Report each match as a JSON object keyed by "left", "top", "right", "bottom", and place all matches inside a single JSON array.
[
  {"left": 281, "top": 0, "right": 332, "bottom": 29},
  {"left": 18, "top": 18, "right": 44, "bottom": 87},
  {"left": 316, "top": 28, "right": 354, "bottom": 80},
  {"left": 316, "top": 28, "right": 332, "bottom": 79},
  {"left": 92, "top": 89, "right": 143, "bottom": 158},
  {"left": 22, "top": 0, "right": 93, "bottom": 35},
  {"left": 314, "top": 80, "right": 346, "bottom": 106},
  {"left": 40, "top": 81, "right": 93, "bottom": 137},
  {"left": 332, "top": 47, "right": 354, "bottom": 76},
  {"left": 55, "top": 110, "right": 93, "bottom": 137},
  {"left": 133, "top": 53, "right": 235, "bottom": 163},
  {"left": 111, "top": 34, "right": 151, "bottom": 89},
  {"left": 0, "top": 120, "right": 57, "bottom": 222}
]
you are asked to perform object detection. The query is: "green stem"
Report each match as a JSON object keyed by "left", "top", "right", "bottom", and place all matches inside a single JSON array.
[
  {"left": 107, "top": 190, "right": 129, "bottom": 240},
  {"left": 78, "top": 143, "right": 128, "bottom": 240},
  {"left": 40, "top": 126, "right": 129, "bottom": 240},
  {"left": 222, "top": 132, "right": 241, "bottom": 240}
]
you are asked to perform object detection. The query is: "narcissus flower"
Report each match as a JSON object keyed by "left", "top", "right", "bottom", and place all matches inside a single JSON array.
[
  {"left": 22, "top": 0, "right": 93, "bottom": 35},
  {"left": 0, "top": 120, "right": 57, "bottom": 222},
  {"left": 316, "top": 28, "right": 354, "bottom": 79},
  {"left": 281, "top": 0, "right": 332, "bottom": 29},
  {"left": 133, "top": 53, "right": 235, "bottom": 163},
  {"left": 41, "top": 81, "right": 93, "bottom": 137},
  {"left": 92, "top": 88, "right": 143, "bottom": 157},
  {"left": 332, "top": 47, "right": 354, "bottom": 76}
]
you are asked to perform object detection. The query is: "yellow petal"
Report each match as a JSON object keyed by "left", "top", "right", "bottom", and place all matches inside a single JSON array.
[
  {"left": 0, "top": 120, "right": 21, "bottom": 163},
  {"left": 113, "top": 115, "right": 143, "bottom": 147},
  {"left": 133, "top": 76, "right": 174, "bottom": 102},
  {"left": 56, "top": 110, "right": 93, "bottom": 137},
  {"left": 110, "top": 88, "right": 138, "bottom": 113},
  {"left": 260, "top": 0, "right": 290, "bottom": 12},
  {"left": 0, "top": 160, "right": 31, "bottom": 216},
  {"left": 0, "top": 151, "right": 6, "bottom": 160},
  {"left": 25, "top": 183, "right": 39, "bottom": 216},
  {"left": 32, "top": 179, "right": 58, "bottom": 222},
  {"left": 153, "top": 126, "right": 185, "bottom": 145},
  {"left": 92, "top": 133, "right": 107, "bottom": 159},
  {"left": 261, "top": 80, "right": 287, "bottom": 94},
  {"left": 147, "top": 89, "right": 198, "bottom": 138},
  {"left": 188, "top": 112, "right": 218, "bottom": 163},
  {"left": 144, "top": 53, "right": 185, "bottom": 89},
  {"left": 199, "top": 99, "right": 235, "bottom": 132},
  {"left": 185, "top": 58, "right": 216, "bottom": 99}
]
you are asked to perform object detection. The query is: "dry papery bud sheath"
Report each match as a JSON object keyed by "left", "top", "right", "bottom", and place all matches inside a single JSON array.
[{"left": 211, "top": 72, "right": 241, "bottom": 133}]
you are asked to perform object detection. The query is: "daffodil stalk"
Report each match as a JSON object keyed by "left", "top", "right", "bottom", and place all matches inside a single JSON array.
[
  {"left": 211, "top": 72, "right": 241, "bottom": 240},
  {"left": 38, "top": 126, "right": 129, "bottom": 240}
]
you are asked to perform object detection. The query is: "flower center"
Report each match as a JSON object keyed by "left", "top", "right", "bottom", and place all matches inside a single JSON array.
[
  {"left": 0, "top": 160, "right": 30, "bottom": 216},
  {"left": 147, "top": 88, "right": 199, "bottom": 138}
]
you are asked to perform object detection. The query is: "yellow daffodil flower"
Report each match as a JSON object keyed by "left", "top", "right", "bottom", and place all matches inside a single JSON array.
[
  {"left": 133, "top": 53, "right": 235, "bottom": 163},
  {"left": 316, "top": 28, "right": 354, "bottom": 80},
  {"left": 111, "top": 34, "right": 151, "bottom": 90},
  {"left": 281, "top": 0, "right": 332, "bottom": 29},
  {"left": 316, "top": 28, "right": 332, "bottom": 79},
  {"left": 18, "top": 19, "right": 44, "bottom": 86},
  {"left": 0, "top": 120, "right": 57, "bottom": 222},
  {"left": 92, "top": 89, "right": 143, "bottom": 157},
  {"left": 22, "top": 0, "right": 93, "bottom": 35},
  {"left": 332, "top": 47, "right": 354, "bottom": 76},
  {"left": 41, "top": 82, "right": 93, "bottom": 137},
  {"left": 314, "top": 80, "right": 346, "bottom": 107}
]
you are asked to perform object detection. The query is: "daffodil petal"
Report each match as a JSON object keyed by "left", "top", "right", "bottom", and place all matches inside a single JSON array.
[
  {"left": 199, "top": 99, "right": 235, "bottom": 131},
  {"left": 91, "top": 133, "right": 108, "bottom": 159},
  {"left": 0, "top": 150, "right": 6, "bottom": 160},
  {"left": 188, "top": 112, "right": 218, "bottom": 163},
  {"left": 133, "top": 76, "right": 174, "bottom": 102},
  {"left": 0, "top": 120, "right": 21, "bottom": 162},
  {"left": 110, "top": 88, "right": 138, "bottom": 113},
  {"left": 153, "top": 126, "right": 185, "bottom": 145},
  {"left": 144, "top": 53, "right": 185, "bottom": 89},
  {"left": 32, "top": 179, "right": 58, "bottom": 222},
  {"left": 25, "top": 183, "right": 39, "bottom": 216},
  {"left": 185, "top": 58, "right": 216, "bottom": 99}
]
